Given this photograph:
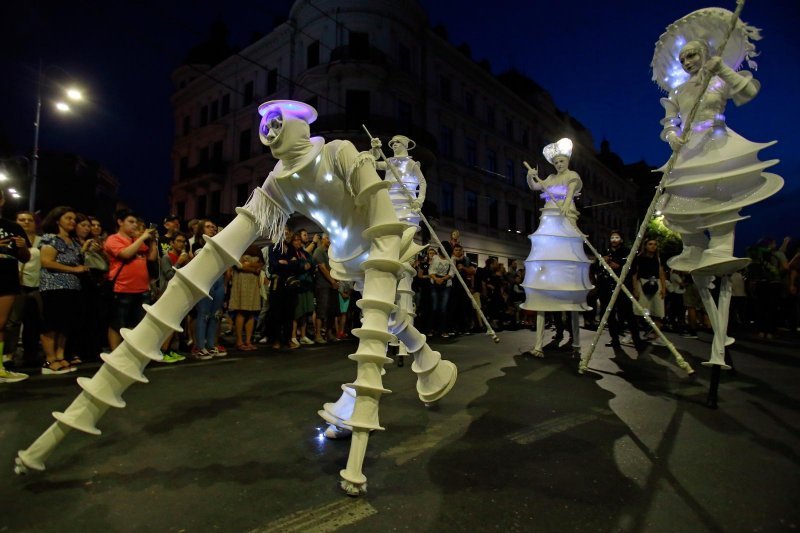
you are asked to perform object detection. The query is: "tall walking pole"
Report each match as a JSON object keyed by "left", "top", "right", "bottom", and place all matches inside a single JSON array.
[
  {"left": 363, "top": 125, "right": 500, "bottom": 343},
  {"left": 580, "top": 0, "right": 747, "bottom": 371}
]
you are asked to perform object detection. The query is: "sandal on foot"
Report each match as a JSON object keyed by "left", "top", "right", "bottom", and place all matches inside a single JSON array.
[{"left": 42, "top": 360, "right": 71, "bottom": 375}]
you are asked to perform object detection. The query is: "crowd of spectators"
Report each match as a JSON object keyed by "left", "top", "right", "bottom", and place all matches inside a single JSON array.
[{"left": 1, "top": 201, "right": 798, "bottom": 385}]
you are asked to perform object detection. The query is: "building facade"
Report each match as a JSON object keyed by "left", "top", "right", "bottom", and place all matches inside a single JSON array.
[{"left": 169, "top": 0, "right": 638, "bottom": 265}]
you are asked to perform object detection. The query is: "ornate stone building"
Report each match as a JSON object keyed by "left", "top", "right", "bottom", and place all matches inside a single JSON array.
[{"left": 169, "top": 0, "right": 638, "bottom": 264}]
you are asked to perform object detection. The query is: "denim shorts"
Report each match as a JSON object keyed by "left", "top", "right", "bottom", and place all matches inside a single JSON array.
[{"left": 110, "top": 292, "right": 150, "bottom": 330}]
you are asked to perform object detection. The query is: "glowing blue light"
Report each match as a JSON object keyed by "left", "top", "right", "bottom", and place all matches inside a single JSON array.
[
  {"left": 324, "top": 173, "right": 333, "bottom": 182},
  {"left": 315, "top": 154, "right": 321, "bottom": 164},
  {"left": 296, "top": 193, "right": 304, "bottom": 202},
  {"left": 307, "top": 192, "right": 317, "bottom": 203},
  {"left": 317, "top": 433, "right": 325, "bottom": 441},
  {"left": 292, "top": 173, "right": 300, "bottom": 179}
]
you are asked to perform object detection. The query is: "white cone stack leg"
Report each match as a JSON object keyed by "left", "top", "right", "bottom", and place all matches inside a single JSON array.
[
  {"left": 693, "top": 274, "right": 732, "bottom": 370},
  {"left": 15, "top": 207, "right": 261, "bottom": 474}
]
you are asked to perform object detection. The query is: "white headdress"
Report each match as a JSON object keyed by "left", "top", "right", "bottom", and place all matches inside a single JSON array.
[
  {"left": 542, "top": 138, "right": 573, "bottom": 164},
  {"left": 651, "top": 7, "right": 762, "bottom": 92}
]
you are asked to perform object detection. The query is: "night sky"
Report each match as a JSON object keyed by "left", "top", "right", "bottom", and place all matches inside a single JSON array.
[{"left": 1, "top": 0, "right": 797, "bottom": 249}]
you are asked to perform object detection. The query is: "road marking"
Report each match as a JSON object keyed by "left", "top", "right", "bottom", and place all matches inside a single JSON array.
[
  {"left": 380, "top": 411, "right": 476, "bottom": 465},
  {"left": 507, "top": 409, "right": 611, "bottom": 445},
  {"left": 252, "top": 499, "right": 378, "bottom": 533}
]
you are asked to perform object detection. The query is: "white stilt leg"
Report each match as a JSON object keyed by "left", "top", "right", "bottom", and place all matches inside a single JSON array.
[{"left": 532, "top": 314, "right": 545, "bottom": 358}]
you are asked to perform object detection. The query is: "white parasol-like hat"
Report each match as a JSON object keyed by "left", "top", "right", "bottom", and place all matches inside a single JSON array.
[{"left": 650, "top": 7, "right": 761, "bottom": 93}]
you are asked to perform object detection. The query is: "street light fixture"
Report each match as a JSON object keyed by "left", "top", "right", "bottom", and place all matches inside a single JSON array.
[{"left": 30, "top": 62, "right": 86, "bottom": 213}]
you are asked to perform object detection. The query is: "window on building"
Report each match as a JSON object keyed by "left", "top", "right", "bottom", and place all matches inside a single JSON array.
[
  {"left": 307, "top": 40, "right": 320, "bottom": 68},
  {"left": 507, "top": 203, "right": 517, "bottom": 231},
  {"left": 210, "top": 100, "right": 219, "bottom": 122},
  {"left": 267, "top": 69, "right": 278, "bottom": 95},
  {"left": 196, "top": 194, "right": 207, "bottom": 218},
  {"left": 236, "top": 182, "right": 249, "bottom": 207},
  {"left": 466, "top": 190, "right": 478, "bottom": 223},
  {"left": 199, "top": 146, "right": 209, "bottom": 163},
  {"left": 182, "top": 115, "right": 190, "bottom": 136},
  {"left": 465, "top": 138, "right": 477, "bottom": 167},
  {"left": 346, "top": 90, "right": 370, "bottom": 129},
  {"left": 221, "top": 94, "right": 230, "bottom": 116},
  {"left": 199, "top": 105, "right": 208, "bottom": 126},
  {"left": 398, "top": 99, "right": 412, "bottom": 128},
  {"left": 212, "top": 140, "right": 223, "bottom": 162},
  {"left": 243, "top": 80, "right": 254, "bottom": 106},
  {"left": 524, "top": 208, "right": 532, "bottom": 234},
  {"left": 398, "top": 43, "right": 411, "bottom": 71},
  {"left": 440, "top": 126, "right": 453, "bottom": 157},
  {"left": 465, "top": 92, "right": 475, "bottom": 115},
  {"left": 239, "top": 128, "right": 251, "bottom": 161},
  {"left": 505, "top": 159, "right": 515, "bottom": 184},
  {"left": 488, "top": 197, "right": 498, "bottom": 228},
  {"left": 210, "top": 190, "right": 221, "bottom": 217},
  {"left": 441, "top": 182, "right": 454, "bottom": 217},
  {"left": 179, "top": 156, "right": 189, "bottom": 179},
  {"left": 349, "top": 31, "right": 369, "bottom": 59},
  {"left": 486, "top": 149, "right": 497, "bottom": 173},
  {"left": 440, "top": 75, "right": 451, "bottom": 101}
]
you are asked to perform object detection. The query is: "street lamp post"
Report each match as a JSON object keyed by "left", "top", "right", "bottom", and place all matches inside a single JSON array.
[{"left": 29, "top": 61, "right": 84, "bottom": 213}]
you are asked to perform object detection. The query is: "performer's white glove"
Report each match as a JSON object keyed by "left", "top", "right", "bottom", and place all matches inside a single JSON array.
[{"left": 666, "top": 131, "right": 686, "bottom": 152}]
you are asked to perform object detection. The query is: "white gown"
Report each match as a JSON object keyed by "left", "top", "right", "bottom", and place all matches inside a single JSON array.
[{"left": 520, "top": 173, "right": 592, "bottom": 312}]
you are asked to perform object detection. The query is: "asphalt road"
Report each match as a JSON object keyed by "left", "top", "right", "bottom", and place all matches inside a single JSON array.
[{"left": 1, "top": 327, "right": 798, "bottom": 532}]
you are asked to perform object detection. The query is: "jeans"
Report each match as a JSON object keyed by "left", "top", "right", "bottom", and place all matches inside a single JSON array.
[
  {"left": 196, "top": 277, "right": 225, "bottom": 350},
  {"left": 430, "top": 284, "right": 451, "bottom": 333}
]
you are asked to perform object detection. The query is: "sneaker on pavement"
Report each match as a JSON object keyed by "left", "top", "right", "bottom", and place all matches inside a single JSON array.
[
  {"left": 191, "top": 348, "right": 214, "bottom": 360},
  {"left": 258, "top": 337, "right": 268, "bottom": 344},
  {"left": 299, "top": 336, "right": 315, "bottom": 345},
  {"left": 209, "top": 347, "right": 227, "bottom": 358},
  {"left": 290, "top": 338, "right": 300, "bottom": 347},
  {"left": 0, "top": 367, "right": 29, "bottom": 383},
  {"left": 314, "top": 336, "right": 327, "bottom": 344}
]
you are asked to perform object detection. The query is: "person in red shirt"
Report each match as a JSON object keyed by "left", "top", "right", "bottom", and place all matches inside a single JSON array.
[{"left": 104, "top": 209, "right": 158, "bottom": 350}]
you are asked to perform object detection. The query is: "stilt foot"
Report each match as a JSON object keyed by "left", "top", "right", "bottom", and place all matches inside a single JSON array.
[
  {"left": 532, "top": 349, "right": 544, "bottom": 359},
  {"left": 324, "top": 424, "right": 352, "bottom": 440},
  {"left": 340, "top": 479, "right": 367, "bottom": 497}
]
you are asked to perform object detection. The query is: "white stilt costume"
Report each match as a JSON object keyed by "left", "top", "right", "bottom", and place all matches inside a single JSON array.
[
  {"left": 651, "top": 8, "right": 783, "bottom": 368},
  {"left": 320, "top": 134, "right": 429, "bottom": 432},
  {"left": 15, "top": 100, "right": 457, "bottom": 497},
  {"left": 520, "top": 139, "right": 592, "bottom": 358},
  {"left": 377, "top": 135, "right": 426, "bottom": 365}
]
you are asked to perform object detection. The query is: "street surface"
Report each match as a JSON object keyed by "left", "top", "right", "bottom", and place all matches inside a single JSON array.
[{"left": 1, "top": 327, "right": 798, "bottom": 532}]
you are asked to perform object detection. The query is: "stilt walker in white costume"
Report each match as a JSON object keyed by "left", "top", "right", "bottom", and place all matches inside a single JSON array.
[
  {"left": 520, "top": 139, "right": 592, "bottom": 358},
  {"left": 650, "top": 5, "right": 782, "bottom": 406},
  {"left": 374, "top": 135, "right": 426, "bottom": 367},
  {"left": 15, "top": 100, "right": 457, "bottom": 496}
]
